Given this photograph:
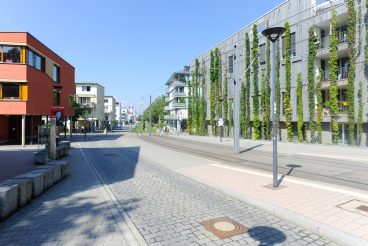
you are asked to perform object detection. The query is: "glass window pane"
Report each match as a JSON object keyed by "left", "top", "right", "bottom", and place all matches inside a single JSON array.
[
  {"left": 2, "top": 83, "right": 20, "bottom": 98},
  {"left": 3, "top": 46, "right": 20, "bottom": 63}
]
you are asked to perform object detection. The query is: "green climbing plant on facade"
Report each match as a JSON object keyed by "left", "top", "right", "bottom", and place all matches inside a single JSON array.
[
  {"left": 261, "top": 71, "right": 266, "bottom": 139},
  {"left": 264, "top": 40, "right": 271, "bottom": 140},
  {"left": 284, "top": 22, "right": 293, "bottom": 142},
  {"left": 329, "top": 8, "right": 339, "bottom": 144},
  {"left": 308, "top": 27, "right": 317, "bottom": 142},
  {"left": 366, "top": 0, "right": 368, "bottom": 65},
  {"left": 223, "top": 61, "right": 228, "bottom": 134},
  {"left": 187, "top": 72, "right": 193, "bottom": 134},
  {"left": 240, "top": 79, "right": 246, "bottom": 138},
  {"left": 245, "top": 32, "right": 251, "bottom": 139},
  {"left": 209, "top": 51, "right": 216, "bottom": 134},
  {"left": 316, "top": 69, "right": 323, "bottom": 143},
  {"left": 347, "top": 0, "right": 356, "bottom": 145},
  {"left": 276, "top": 40, "right": 281, "bottom": 139},
  {"left": 357, "top": 81, "right": 363, "bottom": 145},
  {"left": 192, "top": 59, "right": 200, "bottom": 135},
  {"left": 252, "top": 24, "right": 261, "bottom": 139},
  {"left": 297, "top": 73, "right": 304, "bottom": 142},
  {"left": 215, "top": 48, "right": 222, "bottom": 136},
  {"left": 199, "top": 59, "right": 207, "bottom": 136}
]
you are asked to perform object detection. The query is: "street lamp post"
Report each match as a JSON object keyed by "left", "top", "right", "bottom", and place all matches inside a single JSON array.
[
  {"left": 233, "top": 45, "right": 240, "bottom": 155},
  {"left": 218, "top": 96, "right": 223, "bottom": 143},
  {"left": 262, "top": 26, "right": 286, "bottom": 188}
]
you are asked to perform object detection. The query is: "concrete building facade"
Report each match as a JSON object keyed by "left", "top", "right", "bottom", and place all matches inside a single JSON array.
[
  {"left": 0, "top": 32, "right": 75, "bottom": 145},
  {"left": 164, "top": 67, "right": 190, "bottom": 132},
  {"left": 190, "top": 0, "right": 368, "bottom": 145},
  {"left": 75, "top": 82, "right": 104, "bottom": 131},
  {"left": 104, "top": 96, "right": 116, "bottom": 128},
  {"left": 115, "top": 101, "right": 122, "bottom": 126}
]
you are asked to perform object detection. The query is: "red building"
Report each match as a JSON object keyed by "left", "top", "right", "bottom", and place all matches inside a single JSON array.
[{"left": 0, "top": 32, "right": 75, "bottom": 145}]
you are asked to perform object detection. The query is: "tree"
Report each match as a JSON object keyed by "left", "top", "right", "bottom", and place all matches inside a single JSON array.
[
  {"left": 329, "top": 8, "right": 339, "bottom": 144},
  {"left": 252, "top": 24, "right": 261, "bottom": 139},
  {"left": 284, "top": 22, "right": 293, "bottom": 142},
  {"left": 308, "top": 27, "right": 317, "bottom": 142},
  {"left": 142, "top": 95, "right": 167, "bottom": 124},
  {"left": 347, "top": 0, "right": 356, "bottom": 145},
  {"left": 245, "top": 32, "right": 251, "bottom": 139},
  {"left": 297, "top": 73, "right": 304, "bottom": 142}
]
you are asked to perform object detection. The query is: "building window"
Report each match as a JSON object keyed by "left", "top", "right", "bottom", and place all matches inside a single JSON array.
[
  {"left": 3, "top": 46, "right": 21, "bottom": 63},
  {"left": 53, "top": 64, "right": 60, "bottom": 82},
  {"left": 282, "top": 32, "right": 296, "bottom": 58},
  {"left": 2, "top": 83, "right": 20, "bottom": 99},
  {"left": 228, "top": 55, "right": 234, "bottom": 73},
  {"left": 53, "top": 89, "right": 61, "bottom": 106},
  {"left": 259, "top": 44, "right": 266, "bottom": 64},
  {"left": 82, "top": 86, "right": 91, "bottom": 91},
  {"left": 80, "top": 97, "right": 89, "bottom": 105},
  {"left": 27, "top": 49, "right": 45, "bottom": 71},
  {"left": 104, "top": 99, "right": 108, "bottom": 103}
]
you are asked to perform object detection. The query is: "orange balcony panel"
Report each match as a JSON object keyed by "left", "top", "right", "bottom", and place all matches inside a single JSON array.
[
  {"left": 0, "top": 64, "right": 27, "bottom": 81},
  {"left": 0, "top": 101, "right": 27, "bottom": 115}
]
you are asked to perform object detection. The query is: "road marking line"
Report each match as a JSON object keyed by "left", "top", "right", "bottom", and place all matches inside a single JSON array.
[
  {"left": 298, "top": 152, "right": 368, "bottom": 162},
  {"left": 209, "top": 163, "right": 368, "bottom": 200}
]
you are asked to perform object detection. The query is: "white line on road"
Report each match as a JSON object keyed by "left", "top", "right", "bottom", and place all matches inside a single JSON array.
[{"left": 209, "top": 163, "right": 368, "bottom": 200}]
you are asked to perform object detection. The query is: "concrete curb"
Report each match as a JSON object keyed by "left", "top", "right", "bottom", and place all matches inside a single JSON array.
[
  {"left": 184, "top": 174, "right": 368, "bottom": 246},
  {"left": 0, "top": 161, "right": 69, "bottom": 221}
]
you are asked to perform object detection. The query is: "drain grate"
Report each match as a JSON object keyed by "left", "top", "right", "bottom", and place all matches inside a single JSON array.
[
  {"left": 201, "top": 217, "right": 247, "bottom": 239},
  {"left": 337, "top": 199, "right": 368, "bottom": 217},
  {"left": 357, "top": 205, "right": 368, "bottom": 213}
]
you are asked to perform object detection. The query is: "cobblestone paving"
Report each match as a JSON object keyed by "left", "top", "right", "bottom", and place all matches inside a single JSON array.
[{"left": 86, "top": 142, "right": 339, "bottom": 246}]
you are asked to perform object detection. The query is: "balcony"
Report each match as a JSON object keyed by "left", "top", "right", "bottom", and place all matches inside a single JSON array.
[
  {"left": 172, "top": 102, "right": 186, "bottom": 109},
  {"left": 320, "top": 67, "right": 348, "bottom": 89},
  {"left": 164, "top": 106, "right": 171, "bottom": 111},
  {"left": 316, "top": 31, "right": 348, "bottom": 59},
  {"left": 322, "top": 103, "right": 349, "bottom": 122},
  {"left": 172, "top": 91, "right": 186, "bottom": 97},
  {"left": 164, "top": 115, "right": 178, "bottom": 120}
]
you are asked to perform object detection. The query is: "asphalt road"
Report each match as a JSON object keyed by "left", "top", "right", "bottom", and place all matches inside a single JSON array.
[
  {"left": 77, "top": 134, "right": 336, "bottom": 245},
  {"left": 137, "top": 135, "right": 368, "bottom": 191}
]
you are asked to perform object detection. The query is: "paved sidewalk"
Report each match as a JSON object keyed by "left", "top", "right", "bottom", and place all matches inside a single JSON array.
[
  {"left": 139, "top": 135, "right": 368, "bottom": 245},
  {"left": 0, "top": 142, "right": 142, "bottom": 246}
]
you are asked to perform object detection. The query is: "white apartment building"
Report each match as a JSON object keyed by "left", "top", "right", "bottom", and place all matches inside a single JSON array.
[
  {"left": 104, "top": 96, "right": 116, "bottom": 128},
  {"left": 75, "top": 82, "right": 105, "bottom": 131},
  {"left": 164, "top": 66, "right": 190, "bottom": 132},
  {"left": 121, "top": 108, "right": 128, "bottom": 124},
  {"left": 115, "top": 101, "right": 122, "bottom": 126}
]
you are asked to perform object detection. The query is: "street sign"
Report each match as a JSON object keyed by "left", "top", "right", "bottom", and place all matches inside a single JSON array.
[
  {"left": 218, "top": 118, "right": 224, "bottom": 126},
  {"left": 51, "top": 106, "right": 64, "bottom": 121}
]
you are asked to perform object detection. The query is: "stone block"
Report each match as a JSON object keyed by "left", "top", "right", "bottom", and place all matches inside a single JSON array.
[
  {"left": 0, "top": 182, "right": 18, "bottom": 220},
  {"left": 33, "top": 168, "right": 53, "bottom": 189},
  {"left": 1, "top": 179, "right": 32, "bottom": 208},
  {"left": 47, "top": 164, "right": 62, "bottom": 183},
  {"left": 34, "top": 151, "right": 49, "bottom": 165},
  {"left": 14, "top": 171, "right": 45, "bottom": 198}
]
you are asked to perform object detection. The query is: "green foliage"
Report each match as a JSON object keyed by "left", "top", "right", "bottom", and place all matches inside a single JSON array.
[
  {"left": 229, "top": 98, "right": 233, "bottom": 128},
  {"left": 284, "top": 22, "right": 293, "bottom": 142},
  {"left": 264, "top": 40, "right": 271, "bottom": 140},
  {"left": 240, "top": 80, "right": 247, "bottom": 138},
  {"left": 261, "top": 71, "right": 266, "bottom": 138},
  {"left": 187, "top": 73, "right": 193, "bottom": 134},
  {"left": 209, "top": 51, "right": 216, "bottom": 133},
  {"left": 358, "top": 81, "right": 363, "bottom": 145},
  {"left": 252, "top": 24, "right": 261, "bottom": 139},
  {"left": 366, "top": 0, "right": 368, "bottom": 65},
  {"left": 215, "top": 48, "right": 222, "bottom": 135},
  {"left": 276, "top": 40, "right": 281, "bottom": 138},
  {"left": 199, "top": 60, "right": 207, "bottom": 136},
  {"left": 142, "top": 95, "right": 167, "bottom": 124},
  {"left": 223, "top": 64, "right": 228, "bottom": 130},
  {"left": 316, "top": 69, "right": 323, "bottom": 143},
  {"left": 69, "top": 97, "right": 87, "bottom": 122},
  {"left": 329, "top": 8, "right": 339, "bottom": 144},
  {"left": 245, "top": 32, "right": 251, "bottom": 139},
  {"left": 297, "top": 73, "right": 304, "bottom": 142},
  {"left": 347, "top": 0, "right": 356, "bottom": 145},
  {"left": 308, "top": 27, "right": 317, "bottom": 142}
]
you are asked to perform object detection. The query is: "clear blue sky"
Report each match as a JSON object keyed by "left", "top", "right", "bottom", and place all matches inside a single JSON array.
[{"left": 2, "top": 0, "right": 284, "bottom": 113}]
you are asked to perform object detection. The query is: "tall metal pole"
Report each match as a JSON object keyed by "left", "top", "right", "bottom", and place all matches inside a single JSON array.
[
  {"left": 149, "top": 95, "right": 152, "bottom": 136},
  {"left": 233, "top": 45, "right": 240, "bottom": 155},
  {"left": 271, "top": 40, "right": 278, "bottom": 187}
]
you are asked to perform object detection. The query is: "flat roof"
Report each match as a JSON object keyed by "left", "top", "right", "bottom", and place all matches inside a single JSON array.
[{"left": 75, "top": 82, "right": 105, "bottom": 88}]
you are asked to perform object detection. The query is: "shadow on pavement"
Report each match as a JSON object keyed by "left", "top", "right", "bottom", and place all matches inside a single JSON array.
[
  {"left": 0, "top": 148, "right": 39, "bottom": 182},
  {"left": 239, "top": 144, "right": 263, "bottom": 154},
  {"left": 0, "top": 144, "right": 141, "bottom": 245},
  {"left": 248, "top": 226, "right": 286, "bottom": 245}
]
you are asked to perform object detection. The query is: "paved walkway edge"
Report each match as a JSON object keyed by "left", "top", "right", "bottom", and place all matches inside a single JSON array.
[
  {"left": 78, "top": 144, "right": 148, "bottom": 246},
  {"left": 183, "top": 172, "right": 368, "bottom": 246}
]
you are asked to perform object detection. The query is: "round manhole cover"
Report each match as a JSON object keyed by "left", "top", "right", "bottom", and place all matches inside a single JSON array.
[{"left": 213, "top": 221, "right": 236, "bottom": 232}]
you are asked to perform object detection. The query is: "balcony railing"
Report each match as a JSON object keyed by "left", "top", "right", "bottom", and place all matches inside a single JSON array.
[
  {"left": 172, "top": 102, "right": 186, "bottom": 108},
  {"left": 320, "top": 67, "right": 348, "bottom": 83},
  {"left": 172, "top": 91, "right": 186, "bottom": 97},
  {"left": 318, "top": 31, "right": 348, "bottom": 50}
]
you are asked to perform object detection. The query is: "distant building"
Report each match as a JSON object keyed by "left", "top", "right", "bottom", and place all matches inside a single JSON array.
[
  {"left": 115, "top": 101, "right": 122, "bottom": 126},
  {"left": 75, "top": 82, "right": 104, "bottom": 131},
  {"left": 164, "top": 66, "right": 190, "bottom": 132},
  {"left": 0, "top": 32, "right": 75, "bottom": 145},
  {"left": 104, "top": 96, "right": 116, "bottom": 128},
  {"left": 127, "top": 106, "right": 136, "bottom": 124},
  {"left": 121, "top": 108, "right": 128, "bottom": 124}
]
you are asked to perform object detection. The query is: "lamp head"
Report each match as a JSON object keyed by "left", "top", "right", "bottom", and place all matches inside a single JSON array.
[{"left": 262, "top": 27, "right": 286, "bottom": 42}]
